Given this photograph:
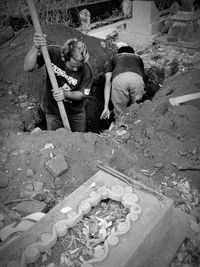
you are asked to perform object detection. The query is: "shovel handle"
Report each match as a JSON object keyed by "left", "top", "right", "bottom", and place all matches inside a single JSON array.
[{"left": 27, "top": 0, "right": 71, "bottom": 131}]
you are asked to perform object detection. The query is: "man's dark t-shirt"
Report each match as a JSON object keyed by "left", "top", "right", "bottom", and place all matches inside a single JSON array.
[
  {"left": 37, "top": 45, "right": 93, "bottom": 116},
  {"left": 105, "top": 53, "right": 145, "bottom": 80}
]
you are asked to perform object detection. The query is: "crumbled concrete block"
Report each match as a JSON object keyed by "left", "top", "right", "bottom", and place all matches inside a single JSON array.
[
  {"left": 13, "top": 200, "right": 46, "bottom": 216},
  {"left": 45, "top": 155, "right": 68, "bottom": 177}
]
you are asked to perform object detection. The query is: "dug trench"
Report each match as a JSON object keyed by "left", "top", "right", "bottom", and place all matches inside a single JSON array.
[{"left": 0, "top": 24, "right": 200, "bottom": 265}]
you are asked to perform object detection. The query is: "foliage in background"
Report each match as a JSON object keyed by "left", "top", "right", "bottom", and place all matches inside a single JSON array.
[
  {"left": 0, "top": 0, "right": 175, "bottom": 31},
  {"left": 0, "top": 0, "right": 30, "bottom": 27},
  {"left": 0, "top": 0, "right": 83, "bottom": 29}
]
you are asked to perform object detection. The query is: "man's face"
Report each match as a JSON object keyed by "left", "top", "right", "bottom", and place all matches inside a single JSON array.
[
  {"left": 65, "top": 56, "right": 84, "bottom": 71},
  {"left": 65, "top": 44, "right": 84, "bottom": 71}
]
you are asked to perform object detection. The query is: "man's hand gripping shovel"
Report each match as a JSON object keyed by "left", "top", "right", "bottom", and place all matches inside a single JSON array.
[{"left": 27, "top": 0, "right": 71, "bottom": 131}]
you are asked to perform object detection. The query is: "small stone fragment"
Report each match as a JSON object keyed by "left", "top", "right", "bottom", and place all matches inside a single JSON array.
[
  {"left": 31, "top": 127, "right": 42, "bottom": 134},
  {"left": 154, "top": 163, "right": 164, "bottom": 169},
  {"left": 25, "top": 183, "right": 34, "bottom": 191},
  {"left": 42, "top": 253, "right": 47, "bottom": 262},
  {"left": 19, "top": 101, "right": 29, "bottom": 108}
]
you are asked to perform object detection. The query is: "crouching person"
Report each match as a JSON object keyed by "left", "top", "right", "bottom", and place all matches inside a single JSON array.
[
  {"left": 24, "top": 33, "right": 93, "bottom": 132},
  {"left": 100, "top": 45, "right": 145, "bottom": 121}
]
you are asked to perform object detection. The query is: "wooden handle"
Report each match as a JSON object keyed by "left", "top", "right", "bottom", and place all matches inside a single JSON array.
[{"left": 27, "top": 0, "right": 71, "bottom": 131}]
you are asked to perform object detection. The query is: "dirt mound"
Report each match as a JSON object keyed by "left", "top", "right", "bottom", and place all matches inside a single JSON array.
[
  {"left": 106, "top": 68, "right": 200, "bottom": 196},
  {"left": 0, "top": 128, "right": 154, "bottom": 205}
]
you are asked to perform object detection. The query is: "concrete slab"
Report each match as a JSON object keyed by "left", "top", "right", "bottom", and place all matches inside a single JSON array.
[
  {"left": 132, "top": 1, "right": 160, "bottom": 23},
  {"left": 117, "top": 1, "right": 161, "bottom": 46},
  {"left": 0, "top": 170, "right": 190, "bottom": 267}
]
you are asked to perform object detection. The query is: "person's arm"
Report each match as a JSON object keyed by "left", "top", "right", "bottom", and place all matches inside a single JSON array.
[
  {"left": 24, "top": 33, "right": 46, "bottom": 72},
  {"left": 100, "top": 72, "right": 112, "bottom": 119},
  {"left": 53, "top": 88, "right": 84, "bottom": 102}
]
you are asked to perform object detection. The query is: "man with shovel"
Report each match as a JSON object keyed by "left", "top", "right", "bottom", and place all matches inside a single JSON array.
[{"left": 24, "top": 33, "right": 93, "bottom": 132}]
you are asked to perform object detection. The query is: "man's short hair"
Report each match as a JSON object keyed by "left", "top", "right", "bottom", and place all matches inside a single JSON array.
[
  {"left": 118, "top": 46, "right": 135, "bottom": 54},
  {"left": 61, "top": 38, "right": 89, "bottom": 63}
]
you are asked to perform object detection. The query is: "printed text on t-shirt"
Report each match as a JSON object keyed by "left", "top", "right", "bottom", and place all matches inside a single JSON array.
[{"left": 52, "top": 63, "right": 78, "bottom": 86}]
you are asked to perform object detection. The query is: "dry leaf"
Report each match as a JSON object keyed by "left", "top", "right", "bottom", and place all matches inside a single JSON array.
[{"left": 99, "top": 227, "right": 107, "bottom": 241}]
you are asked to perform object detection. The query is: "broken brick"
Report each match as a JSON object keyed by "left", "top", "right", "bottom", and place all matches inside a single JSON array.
[{"left": 45, "top": 154, "right": 68, "bottom": 177}]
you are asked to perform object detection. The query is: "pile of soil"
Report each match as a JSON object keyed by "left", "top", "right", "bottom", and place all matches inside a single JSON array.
[{"left": 0, "top": 24, "right": 200, "bottom": 231}]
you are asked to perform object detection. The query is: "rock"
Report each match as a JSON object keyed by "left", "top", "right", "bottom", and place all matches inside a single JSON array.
[
  {"left": 33, "top": 192, "right": 47, "bottom": 202},
  {"left": 101, "top": 150, "right": 113, "bottom": 160},
  {"left": 26, "top": 168, "right": 34, "bottom": 177},
  {"left": 164, "top": 188, "right": 182, "bottom": 203},
  {"left": 33, "top": 181, "right": 44, "bottom": 192},
  {"left": 18, "top": 94, "right": 28, "bottom": 101},
  {"left": 13, "top": 200, "right": 46, "bottom": 216},
  {"left": 154, "top": 163, "right": 164, "bottom": 169},
  {"left": 19, "top": 102, "right": 29, "bottom": 108},
  {"left": 25, "top": 183, "right": 34, "bottom": 191},
  {"left": 19, "top": 189, "right": 36, "bottom": 199},
  {"left": 121, "top": 131, "right": 131, "bottom": 141},
  {"left": 45, "top": 154, "right": 69, "bottom": 177},
  {"left": 145, "top": 127, "right": 155, "bottom": 138},
  {"left": 31, "top": 127, "right": 42, "bottom": 134},
  {"left": 44, "top": 196, "right": 53, "bottom": 204},
  {"left": 0, "top": 172, "right": 9, "bottom": 188}
]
